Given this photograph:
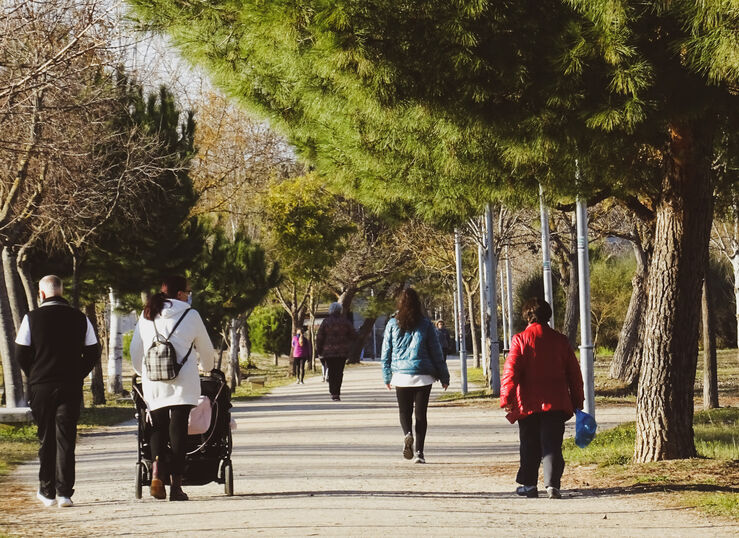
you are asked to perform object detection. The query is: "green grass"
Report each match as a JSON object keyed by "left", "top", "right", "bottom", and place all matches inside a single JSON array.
[
  {"left": 0, "top": 396, "right": 136, "bottom": 481},
  {"left": 232, "top": 352, "right": 320, "bottom": 400},
  {"left": 563, "top": 407, "right": 739, "bottom": 520}
]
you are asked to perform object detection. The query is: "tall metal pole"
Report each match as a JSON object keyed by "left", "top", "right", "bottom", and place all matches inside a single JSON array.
[
  {"left": 505, "top": 246, "right": 515, "bottom": 342},
  {"left": 452, "top": 290, "right": 460, "bottom": 353},
  {"left": 539, "top": 184, "right": 555, "bottom": 328},
  {"left": 454, "top": 229, "right": 468, "bottom": 394},
  {"left": 484, "top": 204, "right": 500, "bottom": 395},
  {"left": 576, "top": 195, "right": 595, "bottom": 417},
  {"left": 500, "top": 269, "right": 508, "bottom": 350},
  {"left": 478, "top": 241, "right": 488, "bottom": 373}
]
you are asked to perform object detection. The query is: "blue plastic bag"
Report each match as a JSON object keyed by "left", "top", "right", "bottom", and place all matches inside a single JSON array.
[{"left": 575, "top": 409, "right": 597, "bottom": 448}]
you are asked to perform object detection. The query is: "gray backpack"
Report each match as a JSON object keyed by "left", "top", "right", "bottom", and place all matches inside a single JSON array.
[{"left": 144, "top": 309, "right": 193, "bottom": 381}]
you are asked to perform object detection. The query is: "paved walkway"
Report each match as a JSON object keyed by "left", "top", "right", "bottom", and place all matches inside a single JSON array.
[{"left": 1, "top": 360, "right": 736, "bottom": 537}]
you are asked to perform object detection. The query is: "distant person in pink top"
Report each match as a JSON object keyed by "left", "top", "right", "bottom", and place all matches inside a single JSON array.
[{"left": 291, "top": 327, "right": 312, "bottom": 384}]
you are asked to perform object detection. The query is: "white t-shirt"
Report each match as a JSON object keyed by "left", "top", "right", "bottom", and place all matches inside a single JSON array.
[
  {"left": 15, "top": 303, "right": 98, "bottom": 347},
  {"left": 390, "top": 373, "right": 435, "bottom": 387}
]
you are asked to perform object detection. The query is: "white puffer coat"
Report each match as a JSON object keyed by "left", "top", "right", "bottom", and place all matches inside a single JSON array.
[{"left": 130, "top": 299, "right": 215, "bottom": 411}]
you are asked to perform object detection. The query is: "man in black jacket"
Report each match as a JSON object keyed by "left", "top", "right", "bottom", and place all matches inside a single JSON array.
[{"left": 15, "top": 275, "right": 100, "bottom": 508}]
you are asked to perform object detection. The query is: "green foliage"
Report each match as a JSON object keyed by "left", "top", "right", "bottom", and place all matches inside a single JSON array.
[
  {"left": 263, "top": 173, "right": 354, "bottom": 280},
  {"left": 191, "top": 227, "right": 281, "bottom": 337},
  {"left": 249, "top": 305, "right": 292, "bottom": 357},
  {"left": 589, "top": 248, "right": 634, "bottom": 350}
]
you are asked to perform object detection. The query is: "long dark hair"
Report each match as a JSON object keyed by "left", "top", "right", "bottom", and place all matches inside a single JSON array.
[
  {"left": 143, "top": 275, "right": 188, "bottom": 320},
  {"left": 396, "top": 287, "right": 423, "bottom": 331}
]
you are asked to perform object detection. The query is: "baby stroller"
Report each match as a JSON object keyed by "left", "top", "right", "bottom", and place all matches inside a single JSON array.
[{"left": 132, "top": 368, "right": 234, "bottom": 498}]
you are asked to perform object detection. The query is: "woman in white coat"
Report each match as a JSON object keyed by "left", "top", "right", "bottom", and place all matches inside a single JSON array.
[{"left": 131, "top": 276, "right": 215, "bottom": 501}]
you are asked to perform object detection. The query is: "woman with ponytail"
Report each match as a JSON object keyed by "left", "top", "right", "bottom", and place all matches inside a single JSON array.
[{"left": 130, "top": 276, "right": 215, "bottom": 501}]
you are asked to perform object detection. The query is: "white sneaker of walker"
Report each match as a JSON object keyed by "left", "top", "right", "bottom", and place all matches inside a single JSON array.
[
  {"left": 57, "top": 496, "right": 73, "bottom": 507},
  {"left": 36, "top": 491, "right": 55, "bottom": 507}
]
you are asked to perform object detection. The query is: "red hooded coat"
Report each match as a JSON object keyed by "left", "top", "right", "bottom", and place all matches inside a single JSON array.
[{"left": 500, "top": 322, "right": 585, "bottom": 422}]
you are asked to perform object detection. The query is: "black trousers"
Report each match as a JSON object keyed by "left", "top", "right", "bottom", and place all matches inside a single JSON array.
[
  {"left": 324, "top": 357, "right": 346, "bottom": 396},
  {"left": 516, "top": 410, "right": 567, "bottom": 489},
  {"left": 29, "top": 383, "right": 83, "bottom": 498},
  {"left": 295, "top": 357, "right": 308, "bottom": 382},
  {"left": 149, "top": 405, "right": 192, "bottom": 475},
  {"left": 395, "top": 385, "right": 432, "bottom": 453}
]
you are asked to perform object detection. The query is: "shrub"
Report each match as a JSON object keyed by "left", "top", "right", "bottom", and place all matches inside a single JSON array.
[{"left": 249, "top": 306, "right": 291, "bottom": 359}]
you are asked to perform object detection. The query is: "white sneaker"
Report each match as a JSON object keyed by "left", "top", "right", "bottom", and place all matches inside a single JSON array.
[
  {"left": 36, "top": 491, "right": 55, "bottom": 507},
  {"left": 546, "top": 487, "right": 561, "bottom": 499},
  {"left": 57, "top": 496, "right": 73, "bottom": 507}
]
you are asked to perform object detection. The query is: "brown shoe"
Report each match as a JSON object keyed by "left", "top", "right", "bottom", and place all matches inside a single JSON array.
[
  {"left": 150, "top": 458, "right": 166, "bottom": 499},
  {"left": 169, "top": 474, "right": 189, "bottom": 501}
]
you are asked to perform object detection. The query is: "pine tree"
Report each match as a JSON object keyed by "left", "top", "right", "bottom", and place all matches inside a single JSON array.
[{"left": 128, "top": 0, "right": 738, "bottom": 461}]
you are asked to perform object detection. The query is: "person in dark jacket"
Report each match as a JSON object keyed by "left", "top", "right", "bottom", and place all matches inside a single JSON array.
[
  {"left": 15, "top": 275, "right": 100, "bottom": 508},
  {"left": 435, "top": 320, "right": 452, "bottom": 361},
  {"left": 315, "top": 302, "right": 356, "bottom": 401},
  {"left": 500, "top": 297, "right": 584, "bottom": 499},
  {"left": 382, "top": 288, "right": 450, "bottom": 464}
]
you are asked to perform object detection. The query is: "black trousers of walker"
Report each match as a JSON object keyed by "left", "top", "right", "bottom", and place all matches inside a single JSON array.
[
  {"left": 29, "top": 383, "right": 83, "bottom": 499},
  {"left": 324, "top": 356, "right": 346, "bottom": 397},
  {"left": 516, "top": 410, "right": 567, "bottom": 489},
  {"left": 395, "top": 384, "right": 433, "bottom": 453},
  {"left": 149, "top": 405, "right": 192, "bottom": 476}
]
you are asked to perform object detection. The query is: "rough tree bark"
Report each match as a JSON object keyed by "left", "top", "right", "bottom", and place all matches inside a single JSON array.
[
  {"left": 16, "top": 242, "right": 37, "bottom": 311},
  {"left": 106, "top": 289, "right": 123, "bottom": 394},
  {"left": 347, "top": 316, "right": 376, "bottom": 364},
  {"left": 2, "top": 247, "right": 27, "bottom": 330},
  {"left": 551, "top": 213, "right": 579, "bottom": 348},
  {"left": 0, "top": 265, "right": 24, "bottom": 407},
  {"left": 86, "top": 302, "right": 105, "bottom": 405},
  {"left": 609, "top": 233, "right": 651, "bottom": 386},
  {"left": 701, "top": 278, "right": 719, "bottom": 409},
  {"left": 228, "top": 317, "right": 243, "bottom": 391},
  {"left": 463, "top": 280, "right": 479, "bottom": 367},
  {"left": 635, "top": 122, "right": 713, "bottom": 462}
]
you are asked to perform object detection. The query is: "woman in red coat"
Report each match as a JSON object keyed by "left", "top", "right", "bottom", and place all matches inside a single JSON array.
[{"left": 500, "top": 297, "right": 584, "bottom": 499}]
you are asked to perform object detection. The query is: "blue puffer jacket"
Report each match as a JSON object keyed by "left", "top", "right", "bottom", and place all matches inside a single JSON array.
[{"left": 381, "top": 317, "right": 450, "bottom": 385}]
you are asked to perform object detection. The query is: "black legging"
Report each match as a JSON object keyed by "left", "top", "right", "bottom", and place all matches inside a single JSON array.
[
  {"left": 295, "top": 357, "right": 308, "bottom": 382},
  {"left": 395, "top": 385, "right": 433, "bottom": 453},
  {"left": 149, "top": 405, "right": 192, "bottom": 475}
]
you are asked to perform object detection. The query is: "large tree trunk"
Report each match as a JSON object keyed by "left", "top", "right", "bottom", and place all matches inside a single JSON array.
[
  {"left": 635, "top": 122, "right": 713, "bottom": 462},
  {"left": 2, "top": 247, "right": 27, "bottom": 330},
  {"left": 0, "top": 263, "right": 24, "bottom": 407},
  {"left": 86, "top": 302, "right": 106, "bottom": 405},
  {"left": 463, "top": 281, "right": 479, "bottom": 367},
  {"left": 239, "top": 319, "right": 251, "bottom": 364},
  {"left": 347, "top": 316, "right": 376, "bottom": 364},
  {"left": 16, "top": 243, "right": 37, "bottom": 312},
  {"left": 107, "top": 289, "right": 124, "bottom": 394},
  {"left": 71, "top": 249, "right": 81, "bottom": 310},
  {"left": 228, "top": 317, "right": 243, "bottom": 391},
  {"left": 701, "top": 278, "right": 719, "bottom": 409},
  {"left": 554, "top": 214, "right": 579, "bottom": 347},
  {"left": 732, "top": 255, "right": 739, "bottom": 350},
  {"left": 610, "top": 238, "right": 650, "bottom": 385}
]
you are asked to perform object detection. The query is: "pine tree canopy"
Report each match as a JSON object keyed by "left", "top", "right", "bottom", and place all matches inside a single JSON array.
[{"left": 127, "top": 0, "right": 737, "bottom": 216}]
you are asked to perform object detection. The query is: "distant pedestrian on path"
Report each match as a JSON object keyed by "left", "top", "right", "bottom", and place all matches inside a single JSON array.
[
  {"left": 315, "top": 302, "right": 356, "bottom": 401},
  {"left": 291, "top": 327, "right": 312, "bottom": 384},
  {"left": 500, "top": 297, "right": 584, "bottom": 499},
  {"left": 382, "top": 288, "right": 449, "bottom": 464},
  {"left": 15, "top": 275, "right": 100, "bottom": 508},
  {"left": 435, "top": 320, "right": 452, "bottom": 361},
  {"left": 130, "top": 276, "right": 215, "bottom": 502}
]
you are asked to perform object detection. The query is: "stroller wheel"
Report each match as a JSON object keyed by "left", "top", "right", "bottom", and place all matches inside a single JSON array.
[
  {"left": 135, "top": 462, "right": 145, "bottom": 499},
  {"left": 223, "top": 461, "right": 233, "bottom": 496}
]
